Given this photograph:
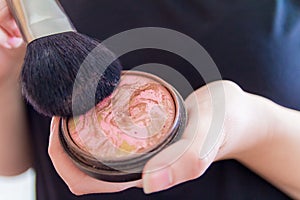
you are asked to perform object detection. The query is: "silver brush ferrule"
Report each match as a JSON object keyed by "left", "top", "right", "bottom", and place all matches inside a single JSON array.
[{"left": 6, "top": 0, "right": 76, "bottom": 43}]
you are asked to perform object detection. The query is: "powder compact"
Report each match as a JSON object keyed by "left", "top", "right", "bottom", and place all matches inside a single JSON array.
[{"left": 59, "top": 70, "right": 187, "bottom": 182}]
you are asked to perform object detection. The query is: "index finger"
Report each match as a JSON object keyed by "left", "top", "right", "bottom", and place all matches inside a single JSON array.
[
  {"left": 0, "top": 1, "right": 21, "bottom": 37},
  {"left": 48, "top": 117, "right": 141, "bottom": 195}
]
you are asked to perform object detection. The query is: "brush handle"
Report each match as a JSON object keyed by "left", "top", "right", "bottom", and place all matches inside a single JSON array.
[{"left": 6, "top": 0, "right": 76, "bottom": 43}]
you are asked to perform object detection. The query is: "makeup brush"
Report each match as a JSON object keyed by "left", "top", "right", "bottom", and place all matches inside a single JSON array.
[{"left": 6, "top": 0, "right": 122, "bottom": 117}]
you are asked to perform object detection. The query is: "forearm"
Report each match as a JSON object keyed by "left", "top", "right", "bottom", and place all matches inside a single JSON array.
[
  {"left": 0, "top": 75, "right": 32, "bottom": 176},
  {"left": 235, "top": 94, "right": 300, "bottom": 198}
]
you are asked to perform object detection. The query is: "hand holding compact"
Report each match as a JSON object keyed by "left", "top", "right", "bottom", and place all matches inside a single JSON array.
[
  {"left": 49, "top": 80, "right": 271, "bottom": 195},
  {"left": 141, "top": 80, "right": 260, "bottom": 193}
]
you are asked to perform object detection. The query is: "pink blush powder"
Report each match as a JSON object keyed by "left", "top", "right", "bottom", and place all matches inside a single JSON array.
[{"left": 68, "top": 73, "right": 176, "bottom": 161}]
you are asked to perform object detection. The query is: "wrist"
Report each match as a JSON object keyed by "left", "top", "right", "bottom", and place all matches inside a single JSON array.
[
  {"left": 215, "top": 91, "right": 276, "bottom": 162},
  {"left": 233, "top": 93, "right": 277, "bottom": 161}
]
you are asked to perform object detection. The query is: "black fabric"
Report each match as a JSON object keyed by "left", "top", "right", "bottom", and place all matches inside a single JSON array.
[{"left": 27, "top": 0, "right": 300, "bottom": 199}]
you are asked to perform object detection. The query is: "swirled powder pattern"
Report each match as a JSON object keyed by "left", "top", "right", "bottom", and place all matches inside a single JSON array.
[{"left": 68, "top": 72, "right": 176, "bottom": 161}]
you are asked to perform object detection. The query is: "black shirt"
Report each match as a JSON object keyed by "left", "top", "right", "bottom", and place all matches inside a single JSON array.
[{"left": 28, "top": 0, "right": 300, "bottom": 199}]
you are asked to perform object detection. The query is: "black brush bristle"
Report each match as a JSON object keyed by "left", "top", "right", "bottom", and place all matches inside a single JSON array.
[{"left": 21, "top": 32, "right": 122, "bottom": 117}]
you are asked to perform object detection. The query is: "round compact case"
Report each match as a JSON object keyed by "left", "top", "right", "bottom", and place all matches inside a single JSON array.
[{"left": 59, "top": 70, "right": 187, "bottom": 182}]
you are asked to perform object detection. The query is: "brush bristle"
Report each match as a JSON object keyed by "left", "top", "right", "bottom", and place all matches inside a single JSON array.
[{"left": 21, "top": 32, "right": 122, "bottom": 117}]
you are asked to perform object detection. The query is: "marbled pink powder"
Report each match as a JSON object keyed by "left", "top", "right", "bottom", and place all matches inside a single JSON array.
[{"left": 68, "top": 72, "right": 176, "bottom": 161}]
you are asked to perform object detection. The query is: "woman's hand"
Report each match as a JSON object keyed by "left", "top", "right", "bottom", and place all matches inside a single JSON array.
[
  {"left": 0, "top": 0, "right": 22, "bottom": 49},
  {"left": 48, "top": 116, "right": 143, "bottom": 195},
  {"left": 141, "top": 80, "right": 272, "bottom": 193},
  {"left": 49, "top": 80, "right": 273, "bottom": 195},
  {"left": 0, "top": 1, "right": 27, "bottom": 175},
  {"left": 0, "top": 0, "right": 24, "bottom": 83}
]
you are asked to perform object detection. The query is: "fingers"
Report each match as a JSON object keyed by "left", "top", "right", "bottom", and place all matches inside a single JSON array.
[
  {"left": 48, "top": 81, "right": 228, "bottom": 195},
  {"left": 1, "top": 16, "right": 21, "bottom": 36},
  {"left": 48, "top": 117, "right": 141, "bottom": 195},
  {"left": 0, "top": 1, "right": 22, "bottom": 49},
  {"left": 0, "top": 26, "right": 23, "bottom": 49},
  {"left": 142, "top": 84, "right": 226, "bottom": 194},
  {"left": 0, "top": 27, "right": 11, "bottom": 49}
]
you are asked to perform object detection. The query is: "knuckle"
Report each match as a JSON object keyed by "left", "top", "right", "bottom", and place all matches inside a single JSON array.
[
  {"left": 68, "top": 185, "right": 86, "bottom": 196},
  {"left": 222, "top": 80, "right": 243, "bottom": 95},
  {"left": 184, "top": 151, "right": 204, "bottom": 178},
  {"left": 209, "top": 80, "right": 243, "bottom": 95},
  {"left": 220, "top": 80, "right": 240, "bottom": 88}
]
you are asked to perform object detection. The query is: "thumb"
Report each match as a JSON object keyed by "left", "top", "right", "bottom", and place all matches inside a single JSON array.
[
  {"left": 142, "top": 120, "right": 224, "bottom": 194},
  {"left": 142, "top": 85, "right": 226, "bottom": 194},
  {"left": 142, "top": 139, "right": 208, "bottom": 194}
]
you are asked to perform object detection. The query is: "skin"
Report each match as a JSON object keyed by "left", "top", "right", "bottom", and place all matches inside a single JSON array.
[
  {"left": 0, "top": 2, "right": 299, "bottom": 198},
  {"left": 0, "top": 12, "right": 29, "bottom": 175},
  {"left": 0, "top": 1, "right": 30, "bottom": 176},
  {"left": 49, "top": 82, "right": 300, "bottom": 198},
  {"left": 0, "top": 1, "right": 22, "bottom": 49}
]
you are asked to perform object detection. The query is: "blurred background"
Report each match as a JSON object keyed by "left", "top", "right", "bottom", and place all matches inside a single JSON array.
[{"left": 0, "top": 169, "right": 35, "bottom": 200}]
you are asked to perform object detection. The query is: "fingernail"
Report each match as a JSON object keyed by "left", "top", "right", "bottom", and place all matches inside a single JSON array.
[
  {"left": 7, "top": 37, "right": 23, "bottom": 48},
  {"left": 143, "top": 168, "right": 173, "bottom": 194}
]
